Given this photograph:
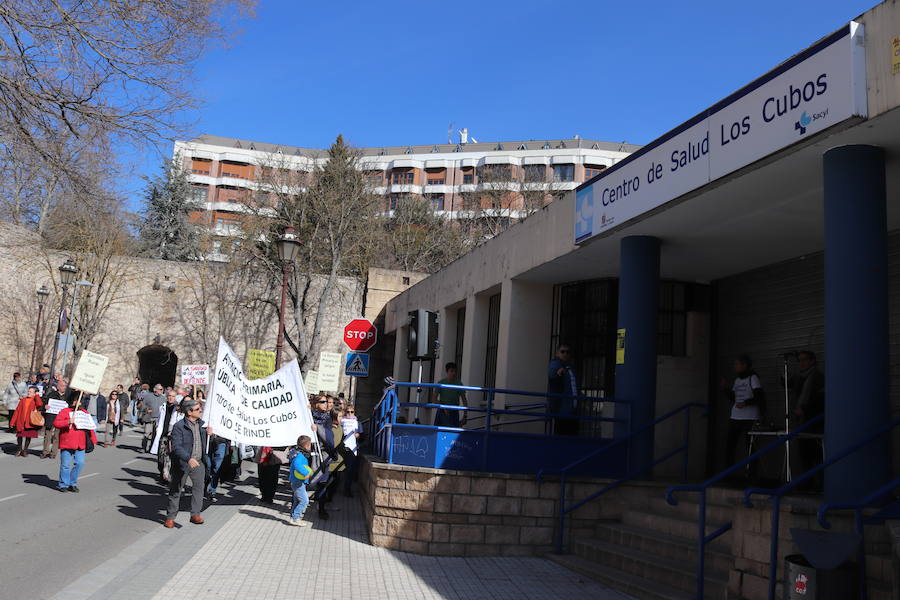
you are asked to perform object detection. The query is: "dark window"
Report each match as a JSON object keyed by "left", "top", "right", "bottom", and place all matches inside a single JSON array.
[
  {"left": 455, "top": 307, "right": 466, "bottom": 373},
  {"left": 392, "top": 171, "right": 414, "bottom": 185},
  {"left": 463, "top": 173, "right": 474, "bottom": 184},
  {"left": 389, "top": 195, "right": 398, "bottom": 210},
  {"left": 477, "top": 165, "right": 513, "bottom": 181},
  {"left": 658, "top": 282, "right": 688, "bottom": 356},
  {"left": 552, "top": 164, "right": 575, "bottom": 182},
  {"left": 428, "top": 194, "right": 445, "bottom": 211},
  {"left": 484, "top": 294, "right": 501, "bottom": 390},
  {"left": 427, "top": 177, "right": 445, "bottom": 185},
  {"left": 584, "top": 165, "right": 606, "bottom": 179},
  {"left": 524, "top": 165, "right": 546, "bottom": 182}
]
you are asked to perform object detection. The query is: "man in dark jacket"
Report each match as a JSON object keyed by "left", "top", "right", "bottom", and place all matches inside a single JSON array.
[
  {"left": 164, "top": 396, "right": 208, "bottom": 528},
  {"left": 547, "top": 344, "right": 579, "bottom": 436}
]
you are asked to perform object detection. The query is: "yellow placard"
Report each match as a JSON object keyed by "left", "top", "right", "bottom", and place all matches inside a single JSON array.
[
  {"left": 893, "top": 36, "right": 900, "bottom": 75},
  {"left": 615, "top": 329, "right": 626, "bottom": 365},
  {"left": 247, "top": 349, "right": 276, "bottom": 380}
]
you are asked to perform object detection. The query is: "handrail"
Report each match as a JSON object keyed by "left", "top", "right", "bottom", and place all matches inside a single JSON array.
[
  {"left": 817, "top": 475, "right": 900, "bottom": 530},
  {"left": 390, "top": 380, "right": 625, "bottom": 404},
  {"left": 541, "top": 402, "right": 706, "bottom": 553},
  {"left": 665, "top": 414, "right": 824, "bottom": 600},
  {"left": 743, "top": 416, "right": 900, "bottom": 600}
]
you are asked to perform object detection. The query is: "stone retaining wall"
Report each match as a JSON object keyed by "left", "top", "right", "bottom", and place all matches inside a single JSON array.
[{"left": 360, "top": 456, "right": 658, "bottom": 557}]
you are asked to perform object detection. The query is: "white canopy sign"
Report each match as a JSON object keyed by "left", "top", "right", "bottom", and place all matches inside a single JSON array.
[{"left": 204, "top": 338, "right": 313, "bottom": 447}]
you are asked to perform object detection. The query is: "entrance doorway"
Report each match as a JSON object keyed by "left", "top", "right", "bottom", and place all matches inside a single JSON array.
[{"left": 137, "top": 345, "right": 178, "bottom": 389}]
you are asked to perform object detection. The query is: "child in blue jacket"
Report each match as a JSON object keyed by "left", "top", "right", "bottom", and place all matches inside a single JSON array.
[{"left": 288, "top": 435, "right": 314, "bottom": 526}]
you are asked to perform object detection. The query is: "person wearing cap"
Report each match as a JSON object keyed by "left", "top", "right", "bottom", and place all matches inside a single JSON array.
[{"left": 164, "top": 396, "right": 208, "bottom": 528}]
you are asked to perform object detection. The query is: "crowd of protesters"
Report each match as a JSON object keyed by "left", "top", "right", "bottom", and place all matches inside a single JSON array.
[{"left": 2, "top": 368, "right": 365, "bottom": 528}]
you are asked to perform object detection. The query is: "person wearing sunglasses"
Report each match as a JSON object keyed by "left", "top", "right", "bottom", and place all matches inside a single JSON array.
[
  {"left": 163, "top": 396, "right": 208, "bottom": 528},
  {"left": 548, "top": 344, "right": 579, "bottom": 436}
]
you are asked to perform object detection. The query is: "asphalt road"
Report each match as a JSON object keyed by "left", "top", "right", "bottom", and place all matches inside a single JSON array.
[{"left": 0, "top": 425, "right": 257, "bottom": 599}]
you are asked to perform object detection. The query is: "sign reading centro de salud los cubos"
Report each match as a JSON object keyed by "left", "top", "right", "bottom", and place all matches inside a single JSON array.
[{"left": 575, "top": 23, "right": 867, "bottom": 244}]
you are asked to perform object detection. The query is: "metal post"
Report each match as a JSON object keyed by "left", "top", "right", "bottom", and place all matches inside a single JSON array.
[
  {"left": 682, "top": 409, "right": 691, "bottom": 483},
  {"left": 47, "top": 285, "right": 70, "bottom": 383},
  {"left": 60, "top": 283, "right": 80, "bottom": 376},
  {"left": 697, "top": 491, "right": 707, "bottom": 600},
  {"left": 767, "top": 497, "right": 782, "bottom": 600},
  {"left": 275, "top": 262, "right": 290, "bottom": 369},
  {"left": 783, "top": 355, "right": 792, "bottom": 482},
  {"left": 413, "top": 362, "right": 423, "bottom": 424},
  {"left": 29, "top": 302, "right": 45, "bottom": 379}
]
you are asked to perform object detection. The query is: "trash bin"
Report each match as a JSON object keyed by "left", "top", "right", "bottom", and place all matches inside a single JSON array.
[{"left": 784, "top": 554, "right": 858, "bottom": 599}]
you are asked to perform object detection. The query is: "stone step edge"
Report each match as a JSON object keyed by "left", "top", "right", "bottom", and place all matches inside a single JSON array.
[
  {"left": 546, "top": 553, "right": 694, "bottom": 600},
  {"left": 590, "top": 522, "right": 734, "bottom": 559},
  {"left": 622, "top": 508, "right": 733, "bottom": 534},
  {"left": 574, "top": 537, "right": 730, "bottom": 586}
]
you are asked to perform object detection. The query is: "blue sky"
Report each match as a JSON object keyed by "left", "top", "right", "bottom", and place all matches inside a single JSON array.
[{"left": 126, "top": 0, "right": 877, "bottom": 209}]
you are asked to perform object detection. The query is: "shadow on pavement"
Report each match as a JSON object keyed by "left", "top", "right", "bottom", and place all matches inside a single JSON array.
[{"left": 21, "top": 472, "right": 60, "bottom": 490}]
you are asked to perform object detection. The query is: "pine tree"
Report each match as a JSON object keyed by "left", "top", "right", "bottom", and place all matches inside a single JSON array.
[{"left": 140, "top": 155, "right": 200, "bottom": 261}]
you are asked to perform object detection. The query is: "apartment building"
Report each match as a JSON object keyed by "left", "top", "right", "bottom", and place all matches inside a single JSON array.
[{"left": 175, "top": 134, "right": 640, "bottom": 242}]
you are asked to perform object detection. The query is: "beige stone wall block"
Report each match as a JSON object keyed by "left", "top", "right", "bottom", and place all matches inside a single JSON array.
[
  {"left": 486, "top": 496, "right": 521, "bottom": 515},
  {"left": 433, "top": 493, "right": 452, "bottom": 513},
  {"left": 428, "top": 542, "right": 466, "bottom": 556},
  {"left": 500, "top": 545, "right": 535, "bottom": 557},
  {"left": 502, "top": 516, "right": 537, "bottom": 527},
  {"left": 485, "top": 525, "right": 520, "bottom": 545},
  {"left": 405, "top": 471, "right": 438, "bottom": 492},
  {"left": 522, "top": 498, "right": 555, "bottom": 517},
  {"left": 432, "top": 523, "right": 450, "bottom": 543},
  {"left": 470, "top": 477, "right": 506, "bottom": 496},
  {"left": 376, "top": 469, "right": 406, "bottom": 489},
  {"left": 506, "top": 480, "right": 539, "bottom": 498},
  {"left": 465, "top": 544, "right": 500, "bottom": 557},
  {"left": 416, "top": 522, "right": 433, "bottom": 541},
  {"left": 374, "top": 487, "right": 391, "bottom": 507},
  {"left": 449, "top": 524, "right": 485, "bottom": 544},
  {"left": 451, "top": 494, "right": 486, "bottom": 515},
  {"left": 520, "top": 526, "right": 553, "bottom": 545},
  {"left": 371, "top": 534, "right": 401, "bottom": 550},
  {"left": 435, "top": 475, "right": 471, "bottom": 494},
  {"left": 466, "top": 515, "right": 504, "bottom": 525},
  {"left": 389, "top": 489, "right": 435, "bottom": 512},
  {"left": 400, "top": 539, "right": 429, "bottom": 554},
  {"left": 432, "top": 513, "right": 469, "bottom": 524}
]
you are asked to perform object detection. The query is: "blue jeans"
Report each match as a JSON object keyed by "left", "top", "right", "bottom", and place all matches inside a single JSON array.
[
  {"left": 59, "top": 449, "right": 85, "bottom": 489},
  {"left": 290, "top": 480, "right": 309, "bottom": 519},
  {"left": 129, "top": 401, "right": 138, "bottom": 425},
  {"left": 206, "top": 441, "right": 227, "bottom": 495}
]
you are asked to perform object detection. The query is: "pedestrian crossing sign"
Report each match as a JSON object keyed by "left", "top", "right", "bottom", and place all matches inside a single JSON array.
[{"left": 345, "top": 352, "right": 370, "bottom": 377}]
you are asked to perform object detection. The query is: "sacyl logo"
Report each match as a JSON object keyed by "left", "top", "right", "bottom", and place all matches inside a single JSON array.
[
  {"left": 795, "top": 112, "right": 812, "bottom": 135},
  {"left": 794, "top": 108, "right": 829, "bottom": 136}
]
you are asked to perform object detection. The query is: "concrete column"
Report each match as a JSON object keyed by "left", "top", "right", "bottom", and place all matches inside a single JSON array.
[
  {"left": 614, "top": 236, "right": 660, "bottom": 475},
  {"left": 823, "top": 145, "right": 890, "bottom": 502},
  {"left": 460, "top": 293, "right": 490, "bottom": 406},
  {"left": 495, "top": 279, "right": 554, "bottom": 430}
]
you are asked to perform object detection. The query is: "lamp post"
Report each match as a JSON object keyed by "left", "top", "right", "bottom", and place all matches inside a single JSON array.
[
  {"left": 48, "top": 258, "right": 78, "bottom": 384},
  {"left": 29, "top": 285, "right": 50, "bottom": 379},
  {"left": 275, "top": 226, "right": 301, "bottom": 369},
  {"left": 60, "top": 280, "right": 94, "bottom": 376}
]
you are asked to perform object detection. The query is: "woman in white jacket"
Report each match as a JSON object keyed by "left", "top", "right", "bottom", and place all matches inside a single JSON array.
[{"left": 3, "top": 372, "right": 27, "bottom": 426}]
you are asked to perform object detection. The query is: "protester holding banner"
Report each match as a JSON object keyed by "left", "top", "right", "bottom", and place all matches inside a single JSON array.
[
  {"left": 152, "top": 390, "right": 183, "bottom": 484},
  {"left": 53, "top": 396, "right": 98, "bottom": 492},
  {"left": 164, "top": 396, "right": 208, "bottom": 528},
  {"left": 11, "top": 386, "right": 43, "bottom": 456}
]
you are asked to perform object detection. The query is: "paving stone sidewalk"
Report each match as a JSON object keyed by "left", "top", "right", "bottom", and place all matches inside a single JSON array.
[{"left": 151, "top": 492, "right": 635, "bottom": 600}]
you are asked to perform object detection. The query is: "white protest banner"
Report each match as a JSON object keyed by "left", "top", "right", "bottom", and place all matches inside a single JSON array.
[
  {"left": 46, "top": 399, "right": 68, "bottom": 414},
  {"left": 317, "top": 352, "right": 341, "bottom": 392},
  {"left": 73, "top": 411, "right": 97, "bottom": 430},
  {"left": 205, "top": 338, "right": 313, "bottom": 447},
  {"left": 70, "top": 350, "right": 109, "bottom": 395},
  {"left": 181, "top": 364, "right": 210, "bottom": 386},
  {"left": 305, "top": 370, "right": 319, "bottom": 394}
]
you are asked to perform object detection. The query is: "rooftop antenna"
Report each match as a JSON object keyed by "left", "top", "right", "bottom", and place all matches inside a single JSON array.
[
  {"left": 447, "top": 122, "right": 454, "bottom": 144},
  {"left": 459, "top": 127, "right": 468, "bottom": 144}
]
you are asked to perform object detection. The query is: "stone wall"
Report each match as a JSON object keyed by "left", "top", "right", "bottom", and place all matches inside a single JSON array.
[
  {"left": 0, "top": 222, "right": 371, "bottom": 394},
  {"left": 360, "top": 456, "right": 663, "bottom": 557}
]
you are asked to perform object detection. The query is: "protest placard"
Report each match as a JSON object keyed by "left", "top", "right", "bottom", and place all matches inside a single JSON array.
[
  {"left": 70, "top": 350, "right": 109, "bottom": 395},
  {"left": 73, "top": 411, "right": 96, "bottom": 430},
  {"left": 180, "top": 364, "right": 209, "bottom": 386},
  {"left": 305, "top": 370, "right": 319, "bottom": 394},
  {"left": 205, "top": 338, "right": 313, "bottom": 447},
  {"left": 317, "top": 352, "right": 341, "bottom": 392},
  {"left": 247, "top": 349, "right": 276, "bottom": 380},
  {"left": 46, "top": 399, "right": 68, "bottom": 414}
]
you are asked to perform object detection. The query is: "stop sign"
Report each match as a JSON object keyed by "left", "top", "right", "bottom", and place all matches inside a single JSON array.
[{"left": 343, "top": 318, "right": 377, "bottom": 352}]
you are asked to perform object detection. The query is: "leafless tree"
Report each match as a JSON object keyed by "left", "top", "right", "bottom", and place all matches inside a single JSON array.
[{"left": 377, "top": 195, "right": 467, "bottom": 273}]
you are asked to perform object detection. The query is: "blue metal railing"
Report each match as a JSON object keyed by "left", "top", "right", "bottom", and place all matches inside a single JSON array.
[
  {"left": 537, "top": 402, "right": 707, "bottom": 553},
  {"left": 744, "top": 416, "right": 900, "bottom": 600},
  {"left": 665, "top": 414, "right": 824, "bottom": 600},
  {"left": 372, "top": 382, "right": 629, "bottom": 470}
]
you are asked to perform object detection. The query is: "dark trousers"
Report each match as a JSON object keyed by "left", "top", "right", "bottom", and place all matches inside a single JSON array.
[
  {"left": 167, "top": 463, "right": 205, "bottom": 519},
  {"left": 725, "top": 419, "right": 757, "bottom": 479},
  {"left": 257, "top": 463, "right": 280, "bottom": 502}
]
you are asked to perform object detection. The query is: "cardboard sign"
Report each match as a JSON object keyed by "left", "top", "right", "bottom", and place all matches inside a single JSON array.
[
  {"left": 181, "top": 364, "right": 209, "bottom": 386},
  {"left": 46, "top": 399, "right": 68, "bottom": 414},
  {"left": 73, "top": 411, "right": 97, "bottom": 430},
  {"left": 317, "top": 352, "right": 341, "bottom": 392},
  {"left": 305, "top": 370, "right": 319, "bottom": 394},
  {"left": 247, "top": 349, "right": 276, "bottom": 380},
  {"left": 616, "top": 329, "right": 626, "bottom": 365},
  {"left": 70, "top": 350, "right": 109, "bottom": 395},
  {"left": 204, "top": 338, "right": 313, "bottom": 446}
]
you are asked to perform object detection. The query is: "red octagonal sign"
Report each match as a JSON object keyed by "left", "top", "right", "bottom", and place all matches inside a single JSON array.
[{"left": 343, "top": 318, "right": 377, "bottom": 352}]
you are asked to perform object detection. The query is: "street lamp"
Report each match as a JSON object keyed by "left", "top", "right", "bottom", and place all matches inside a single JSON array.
[
  {"left": 48, "top": 258, "right": 78, "bottom": 384},
  {"left": 60, "top": 279, "right": 94, "bottom": 376},
  {"left": 29, "top": 285, "right": 50, "bottom": 379},
  {"left": 275, "top": 226, "right": 301, "bottom": 369}
]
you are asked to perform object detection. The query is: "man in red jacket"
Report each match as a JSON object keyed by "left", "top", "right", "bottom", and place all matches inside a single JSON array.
[{"left": 53, "top": 395, "right": 98, "bottom": 492}]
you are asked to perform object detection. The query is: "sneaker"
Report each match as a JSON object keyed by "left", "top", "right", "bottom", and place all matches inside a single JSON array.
[
  {"left": 70, "top": 486, "right": 79, "bottom": 493},
  {"left": 298, "top": 520, "right": 311, "bottom": 527},
  {"left": 288, "top": 518, "right": 300, "bottom": 526}
]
